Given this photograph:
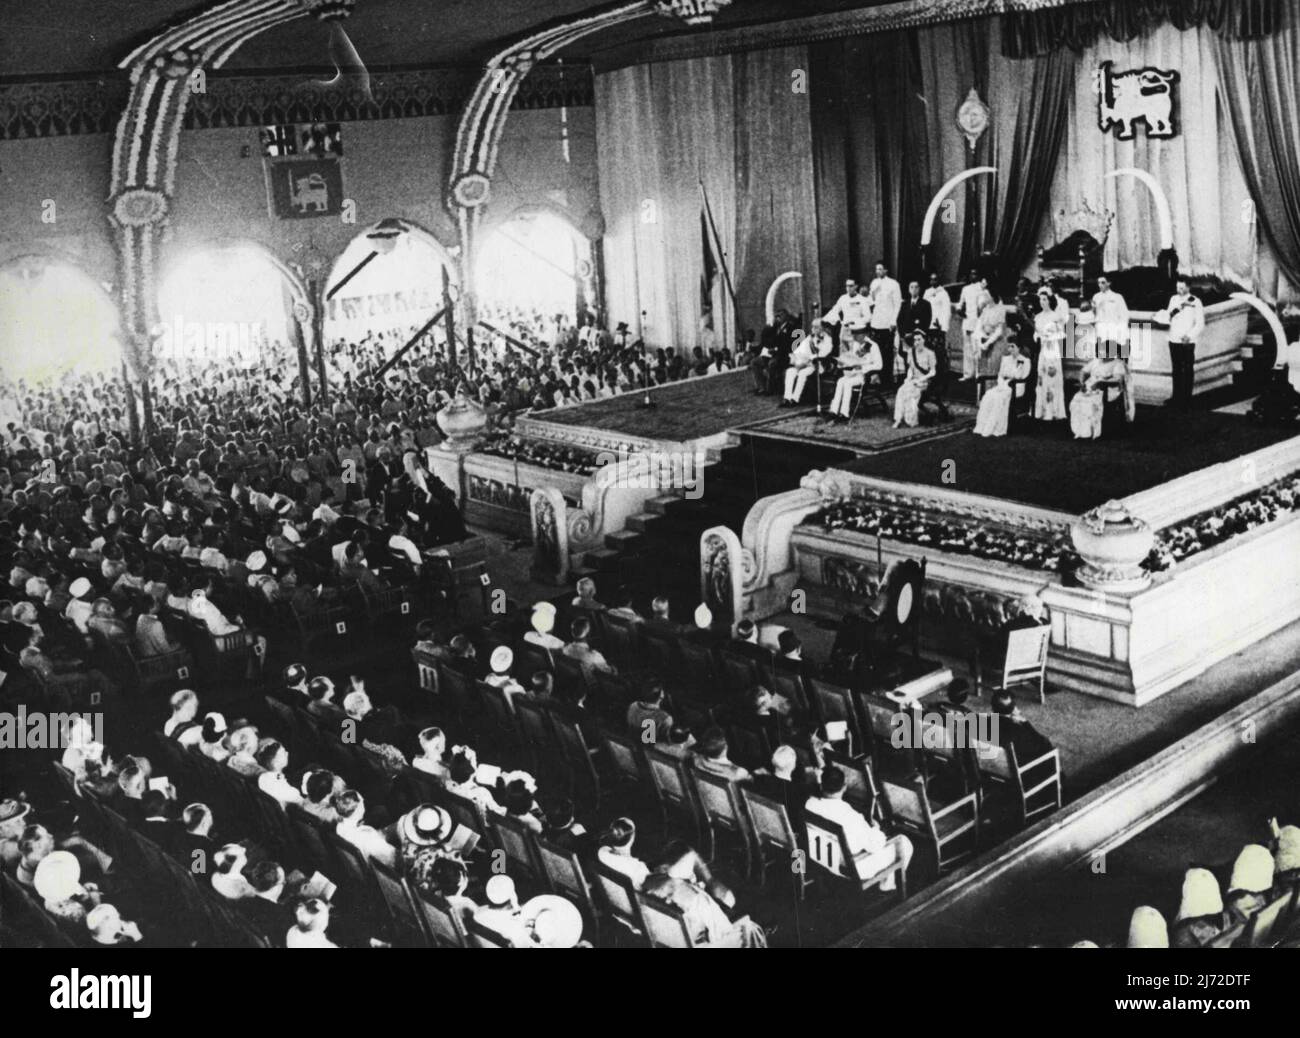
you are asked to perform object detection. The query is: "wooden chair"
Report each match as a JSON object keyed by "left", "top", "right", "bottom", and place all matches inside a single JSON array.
[
  {"left": 549, "top": 711, "right": 602, "bottom": 808},
  {"left": 514, "top": 698, "right": 556, "bottom": 774},
  {"left": 591, "top": 860, "right": 646, "bottom": 945},
  {"left": 436, "top": 661, "right": 477, "bottom": 725},
  {"left": 643, "top": 746, "right": 701, "bottom": 839},
  {"left": 825, "top": 750, "right": 885, "bottom": 825},
  {"left": 413, "top": 650, "right": 440, "bottom": 696},
  {"left": 740, "top": 787, "right": 811, "bottom": 896},
  {"left": 859, "top": 694, "right": 922, "bottom": 781},
  {"left": 637, "top": 891, "right": 698, "bottom": 948},
  {"left": 726, "top": 724, "right": 772, "bottom": 773},
  {"left": 804, "top": 808, "right": 910, "bottom": 901},
  {"left": 414, "top": 891, "right": 470, "bottom": 948},
  {"left": 371, "top": 859, "right": 428, "bottom": 947},
  {"left": 1000, "top": 624, "right": 1052, "bottom": 704},
  {"left": 879, "top": 776, "right": 979, "bottom": 874},
  {"left": 677, "top": 639, "right": 720, "bottom": 696},
  {"left": 808, "top": 676, "right": 862, "bottom": 747},
  {"left": 974, "top": 741, "right": 1061, "bottom": 829},
  {"left": 489, "top": 812, "right": 542, "bottom": 884},
  {"left": 477, "top": 680, "right": 520, "bottom": 744},
  {"left": 689, "top": 766, "right": 756, "bottom": 877},
  {"left": 639, "top": 627, "right": 683, "bottom": 678},
  {"left": 534, "top": 836, "right": 599, "bottom": 935},
  {"left": 599, "top": 728, "right": 645, "bottom": 790},
  {"left": 286, "top": 806, "right": 333, "bottom": 873},
  {"left": 769, "top": 665, "right": 811, "bottom": 716}
]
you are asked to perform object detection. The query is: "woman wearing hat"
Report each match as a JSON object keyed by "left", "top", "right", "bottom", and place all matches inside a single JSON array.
[{"left": 1170, "top": 867, "right": 1228, "bottom": 947}]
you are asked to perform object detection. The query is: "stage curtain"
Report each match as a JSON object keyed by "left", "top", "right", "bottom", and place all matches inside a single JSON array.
[
  {"left": 731, "top": 46, "right": 821, "bottom": 333},
  {"left": 595, "top": 57, "right": 736, "bottom": 351},
  {"left": 1214, "top": 13, "right": 1300, "bottom": 300},
  {"left": 1044, "top": 22, "right": 1262, "bottom": 292},
  {"left": 914, "top": 18, "right": 991, "bottom": 281},
  {"left": 596, "top": 48, "right": 817, "bottom": 348},
  {"left": 808, "top": 31, "right": 929, "bottom": 293},
  {"left": 1003, "top": 0, "right": 1282, "bottom": 58}
]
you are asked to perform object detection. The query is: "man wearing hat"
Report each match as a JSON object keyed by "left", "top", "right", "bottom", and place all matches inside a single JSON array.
[
  {"left": 473, "top": 875, "right": 532, "bottom": 947},
  {"left": 524, "top": 601, "right": 565, "bottom": 651},
  {"left": 484, "top": 645, "right": 527, "bottom": 702},
  {"left": 64, "top": 577, "right": 94, "bottom": 634}
]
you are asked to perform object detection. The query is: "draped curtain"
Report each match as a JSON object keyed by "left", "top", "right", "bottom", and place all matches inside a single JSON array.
[
  {"left": 1044, "top": 21, "right": 1270, "bottom": 293},
  {"left": 813, "top": 21, "right": 1072, "bottom": 295},
  {"left": 1214, "top": 11, "right": 1300, "bottom": 300},
  {"left": 1003, "top": 0, "right": 1283, "bottom": 57},
  {"left": 809, "top": 32, "right": 929, "bottom": 292},
  {"left": 595, "top": 46, "right": 816, "bottom": 349}
]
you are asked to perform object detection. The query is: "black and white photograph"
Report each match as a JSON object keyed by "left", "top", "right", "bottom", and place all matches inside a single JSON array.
[{"left": 0, "top": 0, "right": 1298, "bottom": 1007}]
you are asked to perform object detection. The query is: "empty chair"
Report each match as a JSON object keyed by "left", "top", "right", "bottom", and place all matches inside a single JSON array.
[
  {"left": 592, "top": 860, "right": 646, "bottom": 945},
  {"left": 1000, "top": 625, "right": 1052, "bottom": 704},
  {"left": 489, "top": 812, "right": 542, "bottom": 884},
  {"left": 414, "top": 892, "right": 470, "bottom": 948},
  {"left": 689, "top": 766, "right": 755, "bottom": 877},
  {"left": 637, "top": 891, "right": 698, "bottom": 948},
  {"left": 739, "top": 787, "right": 811, "bottom": 896},
  {"left": 974, "top": 740, "right": 1061, "bottom": 829},
  {"left": 880, "top": 776, "right": 979, "bottom": 875},
  {"left": 371, "top": 859, "right": 427, "bottom": 948},
  {"left": 599, "top": 729, "right": 645, "bottom": 790},
  {"left": 643, "top": 745, "right": 701, "bottom": 839}
]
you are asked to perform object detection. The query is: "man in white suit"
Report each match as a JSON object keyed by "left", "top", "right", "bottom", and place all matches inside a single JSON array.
[
  {"left": 1163, "top": 278, "right": 1204, "bottom": 409},
  {"left": 868, "top": 261, "right": 902, "bottom": 387}
]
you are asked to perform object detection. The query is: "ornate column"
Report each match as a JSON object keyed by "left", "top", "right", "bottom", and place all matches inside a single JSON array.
[
  {"left": 106, "top": 0, "right": 355, "bottom": 435},
  {"left": 446, "top": 1, "right": 734, "bottom": 351}
]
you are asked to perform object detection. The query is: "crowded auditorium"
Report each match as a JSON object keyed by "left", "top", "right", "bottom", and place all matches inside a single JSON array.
[{"left": 2, "top": 0, "right": 1300, "bottom": 983}]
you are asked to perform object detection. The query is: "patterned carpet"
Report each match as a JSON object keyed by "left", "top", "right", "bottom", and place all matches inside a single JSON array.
[
  {"left": 741, "top": 403, "right": 978, "bottom": 454},
  {"left": 533, "top": 370, "right": 772, "bottom": 441}
]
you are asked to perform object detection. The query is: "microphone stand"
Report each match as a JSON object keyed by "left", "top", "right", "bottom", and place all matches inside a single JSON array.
[{"left": 637, "top": 309, "right": 656, "bottom": 410}]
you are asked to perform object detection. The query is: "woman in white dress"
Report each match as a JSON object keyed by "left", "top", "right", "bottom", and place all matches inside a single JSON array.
[
  {"left": 1033, "top": 288, "right": 1068, "bottom": 421},
  {"left": 973, "top": 340, "right": 1031, "bottom": 437},
  {"left": 892, "top": 332, "right": 936, "bottom": 429},
  {"left": 1070, "top": 353, "right": 1135, "bottom": 439}
]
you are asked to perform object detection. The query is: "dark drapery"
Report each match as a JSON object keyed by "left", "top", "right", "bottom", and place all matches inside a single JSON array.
[
  {"left": 809, "top": 31, "right": 930, "bottom": 292},
  {"left": 1003, "top": 0, "right": 1283, "bottom": 57},
  {"left": 1214, "top": 16, "right": 1300, "bottom": 293},
  {"left": 812, "top": 23, "right": 1072, "bottom": 296},
  {"left": 979, "top": 45, "right": 1076, "bottom": 277}
]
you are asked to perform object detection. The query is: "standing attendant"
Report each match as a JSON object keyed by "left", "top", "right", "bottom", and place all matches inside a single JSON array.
[
  {"left": 868, "top": 262, "right": 902, "bottom": 387},
  {"left": 958, "top": 271, "right": 993, "bottom": 381},
  {"left": 822, "top": 279, "right": 872, "bottom": 349},
  {"left": 1092, "top": 275, "right": 1131, "bottom": 357},
  {"left": 897, "top": 281, "right": 932, "bottom": 344},
  {"left": 1164, "top": 279, "right": 1204, "bottom": 409}
]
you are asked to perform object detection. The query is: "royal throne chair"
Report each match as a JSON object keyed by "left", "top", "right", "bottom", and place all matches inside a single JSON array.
[{"left": 1037, "top": 204, "right": 1114, "bottom": 307}]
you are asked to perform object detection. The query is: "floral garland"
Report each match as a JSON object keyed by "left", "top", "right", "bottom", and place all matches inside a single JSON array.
[
  {"left": 807, "top": 500, "right": 1074, "bottom": 573},
  {"left": 1146, "top": 472, "right": 1300, "bottom": 573},
  {"left": 479, "top": 432, "right": 601, "bottom": 476}
]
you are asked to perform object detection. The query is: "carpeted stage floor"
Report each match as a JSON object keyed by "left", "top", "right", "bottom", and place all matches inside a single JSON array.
[
  {"left": 534, "top": 369, "right": 767, "bottom": 440},
  {"left": 531, "top": 369, "right": 1297, "bottom": 514},
  {"left": 837, "top": 405, "right": 1297, "bottom": 514}
]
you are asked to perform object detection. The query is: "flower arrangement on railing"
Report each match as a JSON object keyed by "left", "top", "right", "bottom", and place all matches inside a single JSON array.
[
  {"left": 478, "top": 432, "right": 601, "bottom": 476},
  {"left": 807, "top": 500, "right": 1074, "bottom": 573},
  {"left": 1145, "top": 472, "right": 1300, "bottom": 573}
]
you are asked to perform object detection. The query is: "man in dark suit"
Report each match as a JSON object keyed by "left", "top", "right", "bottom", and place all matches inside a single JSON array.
[
  {"left": 990, "top": 690, "right": 1054, "bottom": 765},
  {"left": 139, "top": 790, "right": 184, "bottom": 855},
  {"left": 896, "top": 280, "right": 933, "bottom": 343},
  {"left": 749, "top": 745, "right": 815, "bottom": 850},
  {"left": 237, "top": 860, "right": 291, "bottom": 947},
  {"left": 174, "top": 803, "right": 217, "bottom": 865},
  {"left": 751, "top": 310, "right": 798, "bottom": 395}
]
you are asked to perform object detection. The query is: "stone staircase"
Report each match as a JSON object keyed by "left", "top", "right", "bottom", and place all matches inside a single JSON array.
[{"left": 569, "top": 431, "right": 855, "bottom": 609}]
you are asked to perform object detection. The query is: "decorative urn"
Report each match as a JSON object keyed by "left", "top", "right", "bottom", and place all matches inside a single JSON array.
[
  {"left": 437, "top": 390, "right": 488, "bottom": 451},
  {"left": 1070, "top": 499, "right": 1155, "bottom": 592}
]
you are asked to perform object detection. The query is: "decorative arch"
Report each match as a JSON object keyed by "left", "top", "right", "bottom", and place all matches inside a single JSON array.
[
  {"left": 324, "top": 218, "right": 458, "bottom": 293},
  {"left": 107, "top": 0, "right": 355, "bottom": 387},
  {"left": 447, "top": 1, "right": 734, "bottom": 327}
]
